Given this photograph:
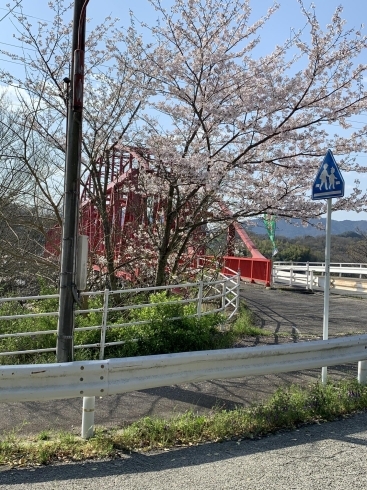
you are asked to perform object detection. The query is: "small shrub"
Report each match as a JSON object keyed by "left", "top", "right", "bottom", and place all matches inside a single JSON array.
[{"left": 127, "top": 291, "right": 230, "bottom": 356}]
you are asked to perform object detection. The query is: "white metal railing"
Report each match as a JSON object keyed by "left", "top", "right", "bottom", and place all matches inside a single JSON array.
[
  {"left": 273, "top": 261, "right": 367, "bottom": 295},
  {"left": 202, "top": 261, "right": 240, "bottom": 319},
  {"left": 3, "top": 335, "right": 366, "bottom": 403},
  {"left": 1, "top": 335, "right": 367, "bottom": 438},
  {"left": 0, "top": 275, "right": 240, "bottom": 360}
]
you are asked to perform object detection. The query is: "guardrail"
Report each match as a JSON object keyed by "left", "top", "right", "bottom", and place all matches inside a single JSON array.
[
  {"left": 273, "top": 262, "right": 367, "bottom": 295},
  {"left": 0, "top": 274, "right": 240, "bottom": 360},
  {"left": 1, "top": 335, "right": 367, "bottom": 438}
]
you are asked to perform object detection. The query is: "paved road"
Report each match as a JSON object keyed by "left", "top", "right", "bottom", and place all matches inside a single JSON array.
[
  {"left": 241, "top": 284, "right": 367, "bottom": 339},
  {"left": 0, "top": 285, "right": 366, "bottom": 438},
  {"left": 1, "top": 411, "right": 367, "bottom": 489}
]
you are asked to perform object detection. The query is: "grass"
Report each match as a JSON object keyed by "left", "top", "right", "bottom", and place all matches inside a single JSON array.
[
  {"left": 230, "top": 305, "right": 273, "bottom": 337},
  {"left": 0, "top": 295, "right": 264, "bottom": 365},
  {"left": 1, "top": 379, "right": 367, "bottom": 467}
]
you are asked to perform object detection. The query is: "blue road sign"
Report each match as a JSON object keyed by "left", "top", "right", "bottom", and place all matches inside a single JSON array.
[{"left": 312, "top": 149, "right": 345, "bottom": 200}]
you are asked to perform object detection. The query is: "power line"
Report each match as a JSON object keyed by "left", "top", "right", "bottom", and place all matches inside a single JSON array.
[
  {"left": 0, "top": 0, "right": 23, "bottom": 23},
  {"left": 0, "top": 56, "right": 26, "bottom": 66},
  {"left": 0, "top": 40, "right": 36, "bottom": 51},
  {"left": 0, "top": 5, "right": 50, "bottom": 23}
]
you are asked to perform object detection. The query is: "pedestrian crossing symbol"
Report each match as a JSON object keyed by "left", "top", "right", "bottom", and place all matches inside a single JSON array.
[{"left": 312, "top": 149, "right": 345, "bottom": 200}]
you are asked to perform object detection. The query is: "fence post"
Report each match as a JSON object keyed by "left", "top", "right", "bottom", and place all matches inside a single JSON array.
[
  {"left": 81, "top": 396, "right": 95, "bottom": 439},
  {"left": 222, "top": 280, "right": 226, "bottom": 311},
  {"left": 99, "top": 288, "right": 109, "bottom": 360},
  {"left": 310, "top": 270, "right": 314, "bottom": 292},
  {"left": 235, "top": 272, "right": 240, "bottom": 312},
  {"left": 289, "top": 267, "right": 293, "bottom": 287},
  {"left": 358, "top": 361, "right": 367, "bottom": 385},
  {"left": 306, "top": 262, "right": 310, "bottom": 289},
  {"left": 266, "top": 261, "right": 271, "bottom": 287},
  {"left": 197, "top": 281, "right": 203, "bottom": 317}
]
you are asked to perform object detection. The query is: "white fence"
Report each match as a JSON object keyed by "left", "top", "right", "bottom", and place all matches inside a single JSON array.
[
  {"left": 273, "top": 262, "right": 367, "bottom": 296},
  {"left": 0, "top": 274, "right": 240, "bottom": 360}
]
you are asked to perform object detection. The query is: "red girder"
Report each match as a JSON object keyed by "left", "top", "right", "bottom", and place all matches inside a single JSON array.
[
  {"left": 80, "top": 146, "right": 153, "bottom": 260},
  {"left": 46, "top": 146, "right": 269, "bottom": 285}
]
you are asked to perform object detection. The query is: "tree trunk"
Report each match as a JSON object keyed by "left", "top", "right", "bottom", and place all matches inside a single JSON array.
[
  {"left": 155, "top": 184, "right": 175, "bottom": 286},
  {"left": 155, "top": 250, "right": 169, "bottom": 287}
]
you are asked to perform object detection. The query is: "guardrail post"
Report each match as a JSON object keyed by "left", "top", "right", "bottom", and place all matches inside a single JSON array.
[
  {"left": 197, "top": 281, "right": 203, "bottom": 317},
  {"left": 99, "top": 288, "right": 109, "bottom": 360},
  {"left": 358, "top": 361, "right": 367, "bottom": 385},
  {"left": 81, "top": 396, "right": 95, "bottom": 439}
]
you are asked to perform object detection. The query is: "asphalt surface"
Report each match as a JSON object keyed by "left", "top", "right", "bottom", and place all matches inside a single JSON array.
[
  {"left": 1, "top": 411, "right": 367, "bottom": 489},
  {"left": 240, "top": 284, "right": 367, "bottom": 340},
  {"left": 1, "top": 285, "right": 367, "bottom": 438}
]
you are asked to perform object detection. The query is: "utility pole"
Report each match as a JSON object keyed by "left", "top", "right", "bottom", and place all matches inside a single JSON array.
[{"left": 57, "top": 0, "right": 88, "bottom": 362}]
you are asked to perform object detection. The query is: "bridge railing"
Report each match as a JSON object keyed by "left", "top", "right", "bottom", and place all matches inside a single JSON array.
[
  {"left": 0, "top": 275, "right": 240, "bottom": 362},
  {"left": 198, "top": 255, "right": 272, "bottom": 286},
  {"left": 273, "top": 261, "right": 367, "bottom": 295}
]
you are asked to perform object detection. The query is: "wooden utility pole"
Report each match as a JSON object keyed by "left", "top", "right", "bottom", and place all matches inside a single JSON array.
[{"left": 57, "top": 0, "right": 88, "bottom": 362}]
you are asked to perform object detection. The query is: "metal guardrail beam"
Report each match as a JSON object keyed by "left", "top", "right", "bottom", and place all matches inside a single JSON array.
[{"left": 1, "top": 335, "right": 367, "bottom": 403}]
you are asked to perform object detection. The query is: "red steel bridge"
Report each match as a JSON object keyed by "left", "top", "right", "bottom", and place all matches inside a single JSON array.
[{"left": 46, "top": 146, "right": 271, "bottom": 286}]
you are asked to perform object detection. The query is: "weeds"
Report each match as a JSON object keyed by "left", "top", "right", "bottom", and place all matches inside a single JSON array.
[
  {"left": 1, "top": 379, "right": 367, "bottom": 467},
  {"left": 37, "top": 431, "right": 50, "bottom": 441},
  {"left": 2, "top": 292, "right": 258, "bottom": 364},
  {"left": 231, "top": 305, "right": 272, "bottom": 338}
]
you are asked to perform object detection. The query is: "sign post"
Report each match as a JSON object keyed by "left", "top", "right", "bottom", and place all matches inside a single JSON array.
[{"left": 312, "top": 150, "right": 344, "bottom": 384}]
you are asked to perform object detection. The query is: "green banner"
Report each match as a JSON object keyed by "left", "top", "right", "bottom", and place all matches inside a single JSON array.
[{"left": 263, "top": 214, "right": 278, "bottom": 256}]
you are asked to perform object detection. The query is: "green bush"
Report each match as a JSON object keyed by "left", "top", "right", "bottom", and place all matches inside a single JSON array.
[
  {"left": 0, "top": 289, "right": 59, "bottom": 365},
  {"left": 126, "top": 291, "right": 230, "bottom": 356}
]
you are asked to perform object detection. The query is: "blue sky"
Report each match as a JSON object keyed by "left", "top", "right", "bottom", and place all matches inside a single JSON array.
[{"left": 1, "top": 0, "right": 366, "bottom": 221}]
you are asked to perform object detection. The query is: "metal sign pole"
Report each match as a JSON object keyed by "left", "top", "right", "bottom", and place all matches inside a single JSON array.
[
  {"left": 321, "top": 198, "right": 332, "bottom": 384},
  {"left": 312, "top": 150, "right": 344, "bottom": 385}
]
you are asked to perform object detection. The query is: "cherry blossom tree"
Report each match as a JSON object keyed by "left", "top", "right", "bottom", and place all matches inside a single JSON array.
[
  {"left": 116, "top": 0, "right": 367, "bottom": 284},
  {"left": 0, "top": 0, "right": 150, "bottom": 289},
  {"left": 2, "top": 0, "right": 367, "bottom": 288}
]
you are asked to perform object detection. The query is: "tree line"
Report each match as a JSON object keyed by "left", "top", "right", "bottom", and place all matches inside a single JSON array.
[{"left": 244, "top": 231, "right": 367, "bottom": 263}]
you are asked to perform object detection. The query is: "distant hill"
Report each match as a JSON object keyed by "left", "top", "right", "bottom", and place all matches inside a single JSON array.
[{"left": 245, "top": 218, "right": 367, "bottom": 239}]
